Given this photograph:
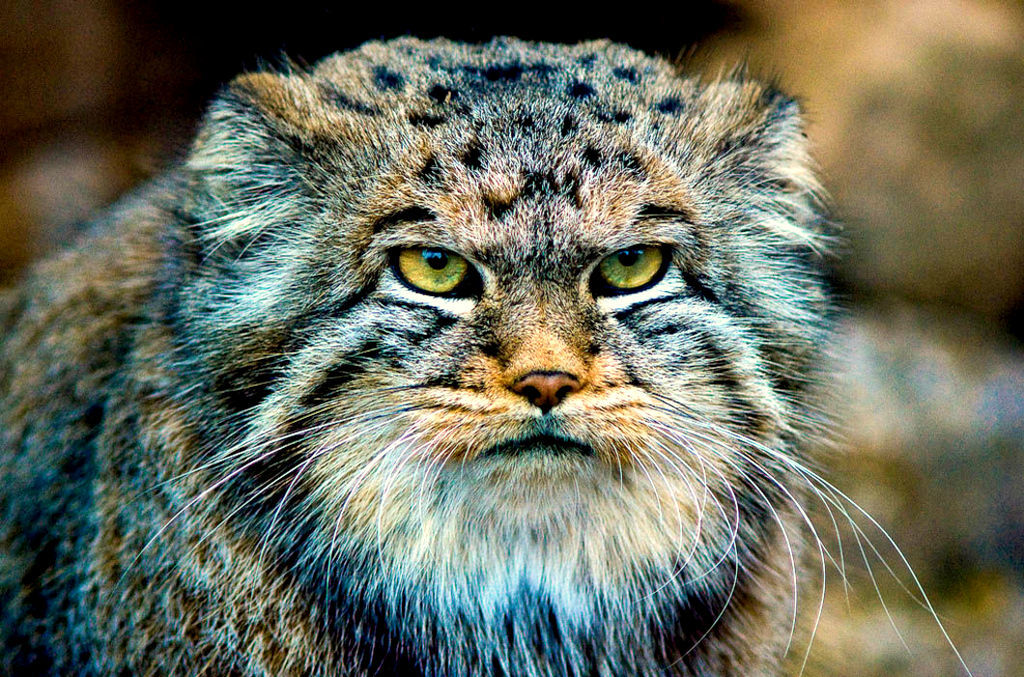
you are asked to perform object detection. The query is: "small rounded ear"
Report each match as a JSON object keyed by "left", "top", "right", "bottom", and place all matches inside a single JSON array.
[
  {"left": 757, "top": 86, "right": 805, "bottom": 144},
  {"left": 183, "top": 72, "right": 320, "bottom": 247},
  {"left": 753, "top": 86, "right": 817, "bottom": 184},
  {"left": 696, "top": 77, "right": 828, "bottom": 246},
  {"left": 187, "top": 72, "right": 317, "bottom": 174}
]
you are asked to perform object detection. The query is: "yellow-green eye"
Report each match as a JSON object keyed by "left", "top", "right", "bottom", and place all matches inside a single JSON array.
[
  {"left": 594, "top": 246, "right": 666, "bottom": 294},
  {"left": 395, "top": 247, "right": 471, "bottom": 295}
]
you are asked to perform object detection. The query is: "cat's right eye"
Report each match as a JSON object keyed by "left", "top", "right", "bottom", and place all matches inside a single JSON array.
[{"left": 393, "top": 247, "right": 479, "bottom": 296}]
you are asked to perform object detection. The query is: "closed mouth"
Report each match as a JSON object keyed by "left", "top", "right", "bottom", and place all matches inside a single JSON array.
[{"left": 481, "top": 433, "right": 595, "bottom": 458}]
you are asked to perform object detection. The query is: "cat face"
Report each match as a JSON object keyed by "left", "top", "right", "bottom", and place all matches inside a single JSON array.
[{"left": 166, "top": 38, "right": 830, "bottom": 633}]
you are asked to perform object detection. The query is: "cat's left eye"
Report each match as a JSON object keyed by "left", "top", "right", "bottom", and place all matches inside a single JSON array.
[
  {"left": 393, "top": 247, "right": 478, "bottom": 296},
  {"left": 591, "top": 245, "right": 667, "bottom": 296}
]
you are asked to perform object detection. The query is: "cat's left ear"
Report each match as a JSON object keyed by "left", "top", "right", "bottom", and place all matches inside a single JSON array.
[
  {"left": 696, "top": 78, "right": 828, "bottom": 244},
  {"left": 748, "top": 86, "right": 815, "bottom": 181}
]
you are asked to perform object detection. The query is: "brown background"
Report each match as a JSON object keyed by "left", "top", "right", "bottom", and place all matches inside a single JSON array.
[{"left": 1, "top": 1, "right": 1021, "bottom": 675}]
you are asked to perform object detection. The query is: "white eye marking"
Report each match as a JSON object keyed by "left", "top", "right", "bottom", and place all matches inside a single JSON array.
[
  {"left": 596, "top": 267, "right": 685, "bottom": 313},
  {"left": 382, "top": 273, "right": 477, "bottom": 315}
]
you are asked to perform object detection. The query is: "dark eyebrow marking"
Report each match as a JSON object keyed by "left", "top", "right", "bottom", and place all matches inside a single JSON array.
[
  {"left": 636, "top": 204, "right": 694, "bottom": 221},
  {"left": 418, "top": 155, "right": 443, "bottom": 184},
  {"left": 371, "top": 206, "right": 436, "bottom": 233}
]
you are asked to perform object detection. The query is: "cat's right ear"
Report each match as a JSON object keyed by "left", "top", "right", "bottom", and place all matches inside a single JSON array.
[
  {"left": 183, "top": 72, "right": 324, "bottom": 245},
  {"left": 187, "top": 72, "right": 320, "bottom": 177}
]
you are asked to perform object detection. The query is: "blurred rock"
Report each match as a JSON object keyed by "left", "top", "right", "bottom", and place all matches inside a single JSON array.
[
  {"left": 0, "top": 0, "right": 196, "bottom": 284},
  {"left": 706, "top": 0, "right": 1024, "bottom": 322},
  {"left": 809, "top": 304, "right": 1024, "bottom": 676},
  {"left": 0, "top": 135, "right": 147, "bottom": 281}
]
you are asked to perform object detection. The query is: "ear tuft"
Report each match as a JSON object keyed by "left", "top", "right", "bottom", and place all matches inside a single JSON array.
[{"left": 228, "top": 72, "right": 323, "bottom": 131}]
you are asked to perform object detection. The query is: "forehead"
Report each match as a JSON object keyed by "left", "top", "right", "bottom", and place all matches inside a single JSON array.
[
  {"left": 313, "top": 37, "right": 688, "bottom": 122},
  {"left": 315, "top": 39, "right": 699, "bottom": 261}
]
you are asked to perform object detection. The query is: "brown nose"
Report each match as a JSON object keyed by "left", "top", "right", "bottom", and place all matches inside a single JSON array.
[{"left": 511, "top": 371, "right": 582, "bottom": 413}]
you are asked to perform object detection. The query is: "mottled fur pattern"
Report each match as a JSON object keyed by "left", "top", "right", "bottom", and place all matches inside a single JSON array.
[{"left": 0, "top": 38, "right": 833, "bottom": 676}]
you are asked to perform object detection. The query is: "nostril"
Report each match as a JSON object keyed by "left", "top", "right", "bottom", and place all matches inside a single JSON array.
[
  {"left": 510, "top": 371, "right": 583, "bottom": 412},
  {"left": 521, "top": 385, "right": 541, "bottom": 402}
]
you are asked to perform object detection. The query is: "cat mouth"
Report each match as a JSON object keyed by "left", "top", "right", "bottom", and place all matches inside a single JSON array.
[{"left": 480, "top": 433, "right": 595, "bottom": 458}]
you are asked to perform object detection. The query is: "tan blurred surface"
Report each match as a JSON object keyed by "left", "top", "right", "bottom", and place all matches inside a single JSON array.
[{"left": 2, "top": 3, "right": 1022, "bottom": 675}]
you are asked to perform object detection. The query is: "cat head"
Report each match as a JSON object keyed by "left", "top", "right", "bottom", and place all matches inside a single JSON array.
[{"left": 158, "top": 37, "right": 832, "bottom": 627}]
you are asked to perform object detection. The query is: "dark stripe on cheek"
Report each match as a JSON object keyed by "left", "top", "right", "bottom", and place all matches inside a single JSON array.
[
  {"left": 286, "top": 284, "right": 379, "bottom": 355},
  {"left": 301, "top": 361, "right": 367, "bottom": 408},
  {"left": 299, "top": 338, "right": 383, "bottom": 408},
  {"left": 680, "top": 271, "right": 718, "bottom": 305},
  {"left": 688, "top": 327, "right": 769, "bottom": 433},
  {"left": 215, "top": 357, "right": 280, "bottom": 413}
]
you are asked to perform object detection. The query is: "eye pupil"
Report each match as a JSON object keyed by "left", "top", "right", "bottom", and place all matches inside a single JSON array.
[
  {"left": 617, "top": 249, "right": 640, "bottom": 267},
  {"left": 423, "top": 249, "right": 448, "bottom": 270}
]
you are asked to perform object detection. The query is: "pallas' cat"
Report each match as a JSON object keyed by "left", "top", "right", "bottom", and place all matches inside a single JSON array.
[{"left": 0, "top": 38, "right": 834, "bottom": 676}]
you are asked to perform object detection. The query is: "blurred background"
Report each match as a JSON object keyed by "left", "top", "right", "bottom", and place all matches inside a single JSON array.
[{"left": 1, "top": 1, "right": 1021, "bottom": 674}]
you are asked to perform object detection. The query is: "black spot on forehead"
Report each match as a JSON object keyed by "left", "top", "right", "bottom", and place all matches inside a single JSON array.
[
  {"left": 593, "top": 109, "right": 633, "bottom": 124},
  {"left": 408, "top": 112, "right": 446, "bottom": 128},
  {"left": 569, "top": 81, "right": 596, "bottom": 99},
  {"left": 655, "top": 97, "right": 686, "bottom": 115},
  {"left": 560, "top": 114, "right": 576, "bottom": 137},
  {"left": 582, "top": 146, "right": 602, "bottom": 169},
  {"left": 528, "top": 62, "right": 556, "bottom": 77},
  {"left": 460, "top": 62, "right": 525, "bottom": 83},
  {"left": 521, "top": 171, "right": 559, "bottom": 199},
  {"left": 418, "top": 155, "right": 443, "bottom": 184},
  {"left": 483, "top": 193, "right": 513, "bottom": 220},
  {"left": 617, "top": 151, "right": 645, "bottom": 174},
  {"left": 373, "top": 66, "right": 405, "bottom": 91},
  {"left": 318, "top": 82, "right": 379, "bottom": 116},
  {"left": 461, "top": 143, "right": 483, "bottom": 170},
  {"left": 577, "top": 53, "right": 598, "bottom": 66},
  {"left": 428, "top": 84, "right": 457, "bottom": 103},
  {"left": 612, "top": 66, "right": 639, "bottom": 83},
  {"left": 484, "top": 63, "right": 524, "bottom": 81}
]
